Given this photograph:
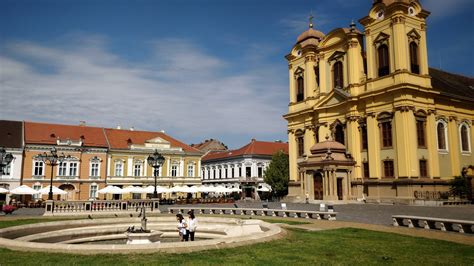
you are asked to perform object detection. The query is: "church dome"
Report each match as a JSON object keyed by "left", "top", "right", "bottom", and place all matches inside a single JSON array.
[
  {"left": 296, "top": 28, "right": 325, "bottom": 44},
  {"left": 310, "top": 138, "right": 346, "bottom": 155}
]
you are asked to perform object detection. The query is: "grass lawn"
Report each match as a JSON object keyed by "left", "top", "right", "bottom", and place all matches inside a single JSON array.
[{"left": 0, "top": 218, "right": 472, "bottom": 266}]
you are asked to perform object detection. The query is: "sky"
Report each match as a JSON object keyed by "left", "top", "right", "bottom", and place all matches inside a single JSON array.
[{"left": 1, "top": 0, "right": 473, "bottom": 149}]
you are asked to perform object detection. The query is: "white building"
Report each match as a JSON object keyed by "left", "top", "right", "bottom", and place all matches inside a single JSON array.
[
  {"left": 201, "top": 139, "right": 288, "bottom": 199},
  {"left": 0, "top": 120, "right": 23, "bottom": 204}
]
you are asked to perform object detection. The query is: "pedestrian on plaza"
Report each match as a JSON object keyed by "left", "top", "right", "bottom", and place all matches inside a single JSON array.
[
  {"left": 176, "top": 213, "right": 188, "bottom": 241},
  {"left": 187, "top": 211, "right": 198, "bottom": 241}
]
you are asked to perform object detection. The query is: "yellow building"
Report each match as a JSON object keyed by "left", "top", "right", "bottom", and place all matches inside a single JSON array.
[
  {"left": 104, "top": 128, "right": 203, "bottom": 199},
  {"left": 284, "top": 0, "right": 474, "bottom": 203}
]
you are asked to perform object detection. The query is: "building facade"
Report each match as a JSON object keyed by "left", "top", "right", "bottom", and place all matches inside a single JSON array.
[
  {"left": 105, "top": 128, "right": 203, "bottom": 198},
  {"left": 22, "top": 122, "right": 108, "bottom": 201},
  {"left": 0, "top": 120, "right": 24, "bottom": 203},
  {"left": 201, "top": 139, "right": 288, "bottom": 198},
  {"left": 284, "top": 0, "right": 474, "bottom": 203}
]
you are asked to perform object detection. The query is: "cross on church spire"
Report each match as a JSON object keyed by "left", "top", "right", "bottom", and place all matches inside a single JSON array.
[{"left": 309, "top": 11, "right": 314, "bottom": 29}]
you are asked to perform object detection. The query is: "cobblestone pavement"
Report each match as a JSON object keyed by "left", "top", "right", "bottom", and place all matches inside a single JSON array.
[{"left": 3, "top": 202, "right": 474, "bottom": 227}]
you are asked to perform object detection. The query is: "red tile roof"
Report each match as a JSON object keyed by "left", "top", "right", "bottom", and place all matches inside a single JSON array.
[
  {"left": 104, "top": 128, "right": 200, "bottom": 153},
  {"left": 202, "top": 140, "right": 288, "bottom": 162},
  {"left": 24, "top": 121, "right": 108, "bottom": 147}
]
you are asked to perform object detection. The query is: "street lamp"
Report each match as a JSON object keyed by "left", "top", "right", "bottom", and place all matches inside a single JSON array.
[
  {"left": 37, "top": 147, "right": 67, "bottom": 200},
  {"left": 147, "top": 149, "right": 165, "bottom": 198},
  {"left": 0, "top": 147, "right": 14, "bottom": 175}
]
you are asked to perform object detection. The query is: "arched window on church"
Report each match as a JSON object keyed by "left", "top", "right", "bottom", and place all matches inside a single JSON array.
[
  {"left": 335, "top": 124, "right": 345, "bottom": 145},
  {"left": 296, "top": 76, "right": 304, "bottom": 102},
  {"left": 378, "top": 44, "right": 390, "bottom": 77},
  {"left": 409, "top": 42, "right": 420, "bottom": 74},
  {"left": 460, "top": 123, "right": 471, "bottom": 153},
  {"left": 437, "top": 121, "right": 448, "bottom": 151},
  {"left": 333, "top": 61, "right": 343, "bottom": 89}
]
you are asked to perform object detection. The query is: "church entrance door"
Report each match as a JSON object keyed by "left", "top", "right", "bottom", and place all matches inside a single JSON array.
[
  {"left": 337, "top": 178, "right": 343, "bottom": 200},
  {"left": 313, "top": 174, "right": 323, "bottom": 200}
]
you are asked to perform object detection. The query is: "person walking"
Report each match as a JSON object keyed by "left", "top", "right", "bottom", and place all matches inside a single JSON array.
[
  {"left": 187, "top": 211, "right": 198, "bottom": 241},
  {"left": 176, "top": 213, "right": 188, "bottom": 241}
]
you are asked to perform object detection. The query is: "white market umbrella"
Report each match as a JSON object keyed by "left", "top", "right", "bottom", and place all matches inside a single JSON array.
[
  {"left": 38, "top": 186, "right": 68, "bottom": 195},
  {"left": 257, "top": 186, "right": 271, "bottom": 192},
  {"left": 98, "top": 185, "right": 123, "bottom": 194},
  {"left": 169, "top": 185, "right": 187, "bottom": 193},
  {"left": 195, "top": 185, "right": 218, "bottom": 193},
  {"left": 10, "top": 185, "right": 40, "bottom": 195},
  {"left": 0, "top": 188, "right": 9, "bottom": 194},
  {"left": 121, "top": 186, "right": 146, "bottom": 194},
  {"left": 181, "top": 186, "right": 198, "bottom": 193},
  {"left": 143, "top": 185, "right": 169, "bottom": 194},
  {"left": 230, "top": 187, "right": 242, "bottom": 193},
  {"left": 214, "top": 185, "right": 233, "bottom": 194}
]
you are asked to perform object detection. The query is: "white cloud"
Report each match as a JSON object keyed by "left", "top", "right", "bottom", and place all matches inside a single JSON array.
[{"left": 0, "top": 36, "right": 288, "bottom": 147}]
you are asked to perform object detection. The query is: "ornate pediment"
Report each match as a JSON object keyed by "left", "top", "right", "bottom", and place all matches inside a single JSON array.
[{"left": 328, "top": 51, "right": 345, "bottom": 62}]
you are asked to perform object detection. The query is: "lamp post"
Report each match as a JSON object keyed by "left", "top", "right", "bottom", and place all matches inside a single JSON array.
[
  {"left": 147, "top": 149, "right": 165, "bottom": 198},
  {"left": 0, "top": 147, "right": 14, "bottom": 175},
  {"left": 37, "top": 147, "right": 67, "bottom": 200}
]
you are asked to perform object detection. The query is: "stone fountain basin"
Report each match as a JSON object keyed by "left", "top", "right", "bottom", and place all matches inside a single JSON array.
[{"left": 0, "top": 217, "right": 286, "bottom": 254}]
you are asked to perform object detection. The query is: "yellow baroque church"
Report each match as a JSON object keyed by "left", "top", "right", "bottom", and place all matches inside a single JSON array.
[{"left": 284, "top": 0, "right": 474, "bottom": 203}]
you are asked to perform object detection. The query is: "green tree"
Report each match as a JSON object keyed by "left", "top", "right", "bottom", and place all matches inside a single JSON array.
[
  {"left": 264, "top": 150, "right": 289, "bottom": 199},
  {"left": 449, "top": 176, "right": 470, "bottom": 199}
]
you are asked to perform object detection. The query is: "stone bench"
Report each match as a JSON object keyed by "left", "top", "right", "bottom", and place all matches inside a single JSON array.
[
  {"left": 168, "top": 207, "right": 336, "bottom": 221},
  {"left": 392, "top": 215, "right": 474, "bottom": 234}
]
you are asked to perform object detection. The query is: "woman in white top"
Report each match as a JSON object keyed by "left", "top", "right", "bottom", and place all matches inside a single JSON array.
[
  {"left": 176, "top": 214, "right": 188, "bottom": 241},
  {"left": 187, "top": 211, "right": 198, "bottom": 241}
]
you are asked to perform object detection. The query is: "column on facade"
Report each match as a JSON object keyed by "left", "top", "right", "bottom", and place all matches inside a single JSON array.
[
  {"left": 127, "top": 157, "right": 133, "bottom": 176},
  {"left": 332, "top": 170, "right": 337, "bottom": 199},
  {"left": 366, "top": 114, "right": 381, "bottom": 178},
  {"left": 426, "top": 110, "right": 440, "bottom": 178},
  {"left": 288, "top": 64, "right": 295, "bottom": 103},
  {"left": 394, "top": 107, "right": 418, "bottom": 178},
  {"left": 365, "top": 30, "right": 375, "bottom": 80},
  {"left": 318, "top": 54, "right": 328, "bottom": 94},
  {"left": 448, "top": 117, "right": 461, "bottom": 176},
  {"left": 346, "top": 114, "right": 361, "bottom": 179},
  {"left": 304, "top": 54, "right": 317, "bottom": 98},
  {"left": 180, "top": 158, "right": 184, "bottom": 177},
  {"left": 107, "top": 156, "right": 111, "bottom": 176},
  {"left": 166, "top": 157, "right": 170, "bottom": 177},
  {"left": 323, "top": 170, "right": 328, "bottom": 197},
  {"left": 419, "top": 23, "right": 429, "bottom": 75},
  {"left": 392, "top": 16, "right": 408, "bottom": 71},
  {"left": 304, "top": 126, "right": 315, "bottom": 156},
  {"left": 288, "top": 130, "right": 298, "bottom": 182},
  {"left": 347, "top": 36, "right": 362, "bottom": 95}
]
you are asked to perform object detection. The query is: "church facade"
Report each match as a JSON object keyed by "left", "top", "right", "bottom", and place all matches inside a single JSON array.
[{"left": 284, "top": 0, "right": 474, "bottom": 203}]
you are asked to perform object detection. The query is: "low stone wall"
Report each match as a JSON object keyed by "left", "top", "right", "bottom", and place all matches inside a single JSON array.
[{"left": 0, "top": 217, "right": 286, "bottom": 254}]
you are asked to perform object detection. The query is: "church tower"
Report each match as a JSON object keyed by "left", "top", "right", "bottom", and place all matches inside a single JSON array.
[{"left": 359, "top": 0, "right": 431, "bottom": 88}]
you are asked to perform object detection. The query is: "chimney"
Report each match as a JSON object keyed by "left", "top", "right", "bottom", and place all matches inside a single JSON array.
[
  {"left": 130, "top": 127, "right": 135, "bottom": 131},
  {"left": 160, "top": 130, "right": 165, "bottom": 133},
  {"left": 116, "top": 125, "right": 121, "bottom": 130},
  {"left": 251, "top": 138, "right": 256, "bottom": 142},
  {"left": 79, "top": 121, "right": 86, "bottom": 126}
]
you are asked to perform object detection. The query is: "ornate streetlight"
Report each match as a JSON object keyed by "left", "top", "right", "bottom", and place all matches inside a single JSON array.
[
  {"left": 37, "top": 147, "right": 67, "bottom": 200},
  {"left": 147, "top": 149, "right": 165, "bottom": 198},
  {"left": 0, "top": 147, "right": 14, "bottom": 175}
]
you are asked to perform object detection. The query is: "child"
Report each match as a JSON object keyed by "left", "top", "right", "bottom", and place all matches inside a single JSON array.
[{"left": 176, "top": 213, "right": 188, "bottom": 241}]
